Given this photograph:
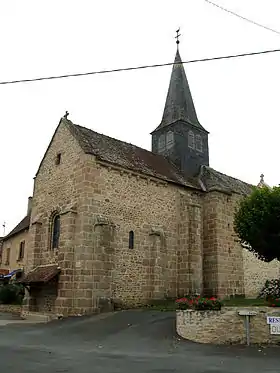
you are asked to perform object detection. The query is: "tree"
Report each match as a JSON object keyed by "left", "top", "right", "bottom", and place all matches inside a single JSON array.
[{"left": 234, "top": 186, "right": 280, "bottom": 262}]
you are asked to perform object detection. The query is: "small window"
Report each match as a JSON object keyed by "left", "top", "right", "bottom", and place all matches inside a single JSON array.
[
  {"left": 195, "top": 134, "right": 203, "bottom": 152},
  {"left": 51, "top": 215, "right": 60, "bottom": 250},
  {"left": 166, "top": 131, "right": 174, "bottom": 149},
  {"left": 55, "top": 153, "right": 61, "bottom": 165},
  {"left": 158, "top": 134, "right": 165, "bottom": 153},
  {"left": 188, "top": 131, "right": 195, "bottom": 149},
  {"left": 129, "top": 231, "right": 134, "bottom": 249},
  {"left": 5, "top": 248, "right": 10, "bottom": 265},
  {"left": 18, "top": 241, "right": 25, "bottom": 261}
]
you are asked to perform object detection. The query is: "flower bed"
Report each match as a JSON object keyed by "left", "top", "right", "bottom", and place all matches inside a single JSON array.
[{"left": 175, "top": 296, "right": 222, "bottom": 311}]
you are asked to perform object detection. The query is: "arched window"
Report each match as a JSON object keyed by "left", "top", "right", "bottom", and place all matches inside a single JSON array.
[
  {"left": 129, "top": 231, "right": 134, "bottom": 249},
  {"left": 158, "top": 134, "right": 165, "bottom": 153},
  {"left": 166, "top": 131, "right": 174, "bottom": 149},
  {"left": 188, "top": 131, "right": 195, "bottom": 149},
  {"left": 51, "top": 214, "right": 60, "bottom": 250},
  {"left": 195, "top": 134, "right": 203, "bottom": 152}
]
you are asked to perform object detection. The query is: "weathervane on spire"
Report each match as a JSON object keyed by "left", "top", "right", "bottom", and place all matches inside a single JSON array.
[{"left": 175, "top": 28, "right": 181, "bottom": 47}]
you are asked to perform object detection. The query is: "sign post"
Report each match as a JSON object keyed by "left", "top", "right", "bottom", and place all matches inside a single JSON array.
[{"left": 238, "top": 310, "right": 257, "bottom": 346}]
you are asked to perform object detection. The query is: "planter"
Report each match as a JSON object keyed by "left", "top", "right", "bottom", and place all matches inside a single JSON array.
[{"left": 176, "top": 307, "right": 280, "bottom": 345}]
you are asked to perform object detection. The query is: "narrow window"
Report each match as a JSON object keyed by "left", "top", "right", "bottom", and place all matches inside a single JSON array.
[
  {"left": 158, "top": 134, "right": 165, "bottom": 152},
  {"left": 5, "top": 248, "right": 10, "bottom": 265},
  {"left": 51, "top": 215, "right": 60, "bottom": 250},
  {"left": 55, "top": 153, "right": 61, "bottom": 165},
  {"left": 195, "top": 134, "right": 203, "bottom": 152},
  {"left": 166, "top": 131, "right": 174, "bottom": 149},
  {"left": 188, "top": 131, "right": 195, "bottom": 149},
  {"left": 18, "top": 241, "right": 25, "bottom": 261},
  {"left": 129, "top": 231, "right": 134, "bottom": 249}
]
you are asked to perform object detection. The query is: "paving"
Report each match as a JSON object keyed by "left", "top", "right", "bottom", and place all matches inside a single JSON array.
[{"left": 0, "top": 310, "right": 279, "bottom": 372}]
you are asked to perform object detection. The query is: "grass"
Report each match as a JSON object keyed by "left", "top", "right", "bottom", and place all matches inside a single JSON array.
[{"left": 222, "top": 298, "right": 267, "bottom": 307}]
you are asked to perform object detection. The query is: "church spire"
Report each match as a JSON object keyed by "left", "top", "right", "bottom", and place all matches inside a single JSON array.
[
  {"left": 154, "top": 44, "right": 205, "bottom": 132},
  {"left": 151, "top": 34, "right": 209, "bottom": 177}
]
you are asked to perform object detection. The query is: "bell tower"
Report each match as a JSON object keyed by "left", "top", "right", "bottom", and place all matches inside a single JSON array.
[{"left": 151, "top": 36, "right": 209, "bottom": 177}]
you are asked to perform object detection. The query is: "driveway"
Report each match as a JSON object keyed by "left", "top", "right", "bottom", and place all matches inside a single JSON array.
[{"left": 0, "top": 310, "right": 279, "bottom": 372}]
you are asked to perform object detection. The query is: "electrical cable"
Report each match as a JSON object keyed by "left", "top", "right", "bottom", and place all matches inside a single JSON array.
[{"left": 0, "top": 48, "right": 279, "bottom": 86}]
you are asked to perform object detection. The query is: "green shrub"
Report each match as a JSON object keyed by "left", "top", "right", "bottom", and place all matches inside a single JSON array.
[
  {"left": 0, "top": 284, "right": 24, "bottom": 305},
  {"left": 258, "top": 279, "right": 280, "bottom": 300}
]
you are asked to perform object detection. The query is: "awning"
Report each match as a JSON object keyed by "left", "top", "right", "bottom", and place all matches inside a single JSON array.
[
  {"left": 1, "top": 268, "right": 23, "bottom": 279},
  {"left": 19, "top": 265, "right": 60, "bottom": 284}
]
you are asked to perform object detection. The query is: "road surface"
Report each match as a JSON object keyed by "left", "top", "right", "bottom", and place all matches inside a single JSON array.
[{"left": 0, "top": 310, "right": 279, "bottom": 372}]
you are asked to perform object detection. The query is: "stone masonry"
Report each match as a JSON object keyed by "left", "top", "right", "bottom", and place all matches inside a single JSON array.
[
  {"left": 177, "top": 308, "right": 280, "bottom": 345},
  {"left": 18, "top": 118, "right": 280, "bottom": 316}
]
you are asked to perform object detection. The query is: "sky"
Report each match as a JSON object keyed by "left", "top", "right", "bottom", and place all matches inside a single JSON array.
[{"left": 0, "top": 0, "right": 280, "bottom": 235}]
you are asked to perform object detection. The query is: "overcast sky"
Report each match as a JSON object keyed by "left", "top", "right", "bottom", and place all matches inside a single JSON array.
[{"left": 1, "top": 0, "right": 279, "bottom": 234}]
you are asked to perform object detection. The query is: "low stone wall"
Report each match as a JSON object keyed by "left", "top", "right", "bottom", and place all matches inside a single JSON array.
[
  {"left": 176, "top": 307, "right": 280, "bottom": 345},
  {"left": 0, "top": 304, "right": 22, "bottom": 315}
]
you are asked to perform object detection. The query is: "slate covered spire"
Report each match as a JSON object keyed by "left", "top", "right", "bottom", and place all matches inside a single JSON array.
[
  {"left": 151, "top": 44, "right": 209, "bottom": 178},
  {"left": 155, "top": 49, "right": 205, "bottom": 131}
]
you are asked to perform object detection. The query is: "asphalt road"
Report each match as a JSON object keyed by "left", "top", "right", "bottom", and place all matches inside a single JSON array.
[{"left": 0, "top": 310, "right": 279, "bottom": 372}]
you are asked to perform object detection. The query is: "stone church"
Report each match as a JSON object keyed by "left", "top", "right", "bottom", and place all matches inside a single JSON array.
[{"left": 5, "top": 46, "right": 279, "bottom": 316}]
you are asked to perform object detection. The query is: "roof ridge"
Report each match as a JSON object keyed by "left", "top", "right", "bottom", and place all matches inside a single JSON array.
[{"left": 204, "top": 165, "right": 253, "bottom": 187}]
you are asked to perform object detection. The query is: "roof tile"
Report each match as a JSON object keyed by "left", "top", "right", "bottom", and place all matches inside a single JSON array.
[
  {"left": 67, "top": 119, "right": 200, "bottom": 189},
  {"left": 20, "top": 265, "right": 60, "bottom": 284}
]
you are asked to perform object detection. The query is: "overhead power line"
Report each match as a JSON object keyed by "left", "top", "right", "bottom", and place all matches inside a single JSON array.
[
  {"left": 0, "top": 48, "right": 279, "bottom": 86},
  {"left": 204, "top": 0, "right": 280, "bottom": 36}
]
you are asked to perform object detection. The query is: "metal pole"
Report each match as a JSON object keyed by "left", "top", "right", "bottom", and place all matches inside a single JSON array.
[{"left": 245, "top": 315, "right": 250, "bottom": 346}]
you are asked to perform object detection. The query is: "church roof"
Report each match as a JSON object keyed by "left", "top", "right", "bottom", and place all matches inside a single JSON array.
[
  {"left": 65, "top": 119, "right": 252, "bottom": 195},
  {"left": 200, "top": 166, "right": 253, "bottom": 195},
  {"left": 152, "top": 49, "right": 207, "bottom": 133},
  {"left": 3, "top": 215, "right": 30, "bottom": 241},
  {"left": 67, "top": 119, "right": 201, "bottom": 189}
]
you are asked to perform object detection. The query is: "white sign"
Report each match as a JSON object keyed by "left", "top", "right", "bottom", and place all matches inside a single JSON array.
[
  {"left": 238, "top": 310, "right": 257, "bottom": 316},
  {"left": 270, "top": 324, "right": 280, "bottom": 335},
  {"left": 267, "top": 316, "right": 280, "bottom": 325}
]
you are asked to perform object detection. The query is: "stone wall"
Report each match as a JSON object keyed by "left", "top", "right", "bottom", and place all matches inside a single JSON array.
[
  {"left": 78, "top": 157, "right": 204, "bottom": 307},
  {"left": 0, "top": 304, "right": 21, "bottom": 315},
  {"left": 177, "top": 307, "right": 280, "bottom": 345},
  {"left": 203, "top": 192, "right": 244, "bottom": 298},
  {"left": 243, "top": 249, "right": 280, "bottom": 298},
  {"left": 25, "top": 119, "right": 86, "bottom": 315}
]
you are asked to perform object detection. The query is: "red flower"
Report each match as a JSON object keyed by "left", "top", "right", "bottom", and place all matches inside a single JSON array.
[
  {"left": 175, "top": 297, "right": 187, "bottom": 303},
  {"left": 271, "top": 304, "right": 276, "bottom": 307}
]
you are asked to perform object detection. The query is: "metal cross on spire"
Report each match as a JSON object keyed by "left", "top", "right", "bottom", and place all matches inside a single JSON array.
[{"left": 175, "top": 28, "right": 181, "bottom": 47}]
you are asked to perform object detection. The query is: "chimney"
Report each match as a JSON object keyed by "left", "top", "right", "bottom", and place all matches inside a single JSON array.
[{"left": 27, "top": 196, "right": 33, "bottom": 215}]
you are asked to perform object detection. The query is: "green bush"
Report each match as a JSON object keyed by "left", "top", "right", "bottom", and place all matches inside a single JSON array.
[
  {"left": 258, "top": 279, "right": 280, "bottom": 300},
  {"left": 0, "top": 284, "right": 24, "bottom": 305}
]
